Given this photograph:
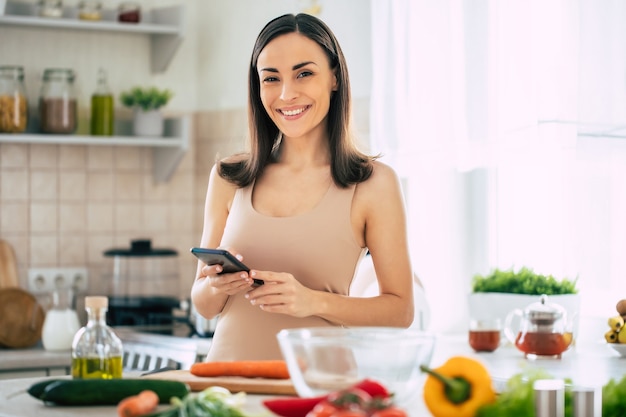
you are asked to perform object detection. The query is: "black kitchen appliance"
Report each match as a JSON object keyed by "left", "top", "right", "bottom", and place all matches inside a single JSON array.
[{"left": 103, "top": 239, "right": 194, "bottom": 336}]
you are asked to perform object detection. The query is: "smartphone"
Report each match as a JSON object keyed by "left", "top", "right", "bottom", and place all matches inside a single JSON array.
[{"left": 190, "top": 247, "right": 263, "bottom": 286}]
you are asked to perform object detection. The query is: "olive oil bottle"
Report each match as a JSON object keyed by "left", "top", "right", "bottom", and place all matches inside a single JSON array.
[
  {"left": 71, "top": 296, "right": 123, "bottom": 379},
  {"left": 90, "top": 68, "right": 114, "bottom": 136}
]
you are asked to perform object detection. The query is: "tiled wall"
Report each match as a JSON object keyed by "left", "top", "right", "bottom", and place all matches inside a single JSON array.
[
  {"left": 0, "top": 99, "right": 369, "bottom": 303},
  {"left": 0, "top": 108, "right": 248, "bottom": 302}
]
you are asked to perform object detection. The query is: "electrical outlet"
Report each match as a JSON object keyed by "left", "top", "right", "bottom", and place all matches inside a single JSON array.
[{"left": 28, "top": 267, "right": 89, "bottom": 294}]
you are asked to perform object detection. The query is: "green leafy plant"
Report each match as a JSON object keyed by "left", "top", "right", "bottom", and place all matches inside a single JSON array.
[
  {"left": 603, "top": 374, "right": 626, "bottom": 417},
  {"left": 471, "top": 267, "right": 578, "bottom": 295},
  {"left": 120, "top": 86, "right": 173, "bottom": 111}
]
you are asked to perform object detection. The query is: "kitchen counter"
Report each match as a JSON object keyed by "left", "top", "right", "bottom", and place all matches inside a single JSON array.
[
  {"left": 0, "top": 376, "right": 271, "bottom": 417},
  {"left": 0, "top": 346, "right": 71, "bottom": 375},
  {"left": 0, "top": 334, "right": 622, "bottom": 417},
  {"left": 0, "top": 329, "right": 212, "bottom": 378}
]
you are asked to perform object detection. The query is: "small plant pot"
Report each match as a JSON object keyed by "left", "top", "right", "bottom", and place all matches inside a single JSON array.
[{"left": 133, "top": 108, "right": 163, "bottom": 137}]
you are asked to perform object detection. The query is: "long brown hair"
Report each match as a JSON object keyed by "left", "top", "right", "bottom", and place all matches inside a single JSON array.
[{"left": 219, "top": 13, "right": 376, "bottom": 188}]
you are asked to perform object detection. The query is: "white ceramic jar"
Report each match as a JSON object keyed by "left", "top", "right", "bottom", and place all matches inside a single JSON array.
[{"left": 41, "top": 289, "right": 80, "bottom": 351}]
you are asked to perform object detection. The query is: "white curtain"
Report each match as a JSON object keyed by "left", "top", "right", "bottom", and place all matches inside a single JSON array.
[{"left": 370, "top": 0, "right": 626, "bottom": 335}]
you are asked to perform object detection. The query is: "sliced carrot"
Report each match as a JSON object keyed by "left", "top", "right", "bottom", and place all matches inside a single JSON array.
[
  {"left": 190, "top": 360, "right": 290, "bottom": 379},
  {"left": 117, "top": 390, "right": 160, "bottom": 417}
]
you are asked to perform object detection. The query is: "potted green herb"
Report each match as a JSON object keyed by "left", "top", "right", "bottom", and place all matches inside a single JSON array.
[
  {"left": 468, "top": 267, "right": 580, "bottom": 336},
  {"left": 471, "top": 267, "right": 578, "bottom": 295},
  {"left": 120, "top": 86, "right": 173, "bottom": 137}
]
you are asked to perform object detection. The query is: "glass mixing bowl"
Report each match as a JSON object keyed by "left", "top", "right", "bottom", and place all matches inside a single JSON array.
[{"left": 277, "top": 327, "right": 436, "bottom": 406}]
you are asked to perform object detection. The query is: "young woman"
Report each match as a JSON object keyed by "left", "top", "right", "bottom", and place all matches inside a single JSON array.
[{"left": 191, "top": 13, "right": 415, "bottom": 361}]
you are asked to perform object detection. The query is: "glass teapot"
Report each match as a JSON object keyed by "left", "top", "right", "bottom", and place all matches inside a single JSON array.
[{"left": 504, "top": 294, "right": 574, "bottom": 359}]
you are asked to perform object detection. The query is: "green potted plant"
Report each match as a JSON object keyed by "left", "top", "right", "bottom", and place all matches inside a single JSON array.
[
  {"left": 120, "top": 86, "right": 173, "bottom": 137},
  {"left": 471, "top": 267, "right": 578, "bottom": 295},
  {"left": 468, "top": 267, "right": 580, "bottom": 337}
]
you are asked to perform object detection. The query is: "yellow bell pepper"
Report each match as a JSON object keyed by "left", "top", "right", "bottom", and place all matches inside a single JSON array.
[{"left": 421, "top": 356, "right": 496, "bottom": 417}]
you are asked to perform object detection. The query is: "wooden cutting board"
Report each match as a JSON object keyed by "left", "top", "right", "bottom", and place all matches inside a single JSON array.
[
  {"left": 0, "top": 287, "right": 45, "bottom": 348},
  {"left": 0, "top": 239, "right": 19, "bottom": 288},
  {"left": 142, "top": 370, "right": 298, "bottom": 396}
]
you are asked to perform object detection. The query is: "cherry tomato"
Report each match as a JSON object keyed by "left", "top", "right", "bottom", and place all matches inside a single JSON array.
[
  {"left": 370, "top": 406, "right": 408, "bottom": 417},
  {"left": 306, "top": 401, "right": 340, "bottom": 417},
  {"left": 327, "top": 387, "right": 372, "bottom": 410},
  {"left": 353, "top": 379, "right": 390, "bottom": 399}
]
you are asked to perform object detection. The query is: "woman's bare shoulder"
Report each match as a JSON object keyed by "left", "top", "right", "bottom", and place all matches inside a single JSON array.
[
  {"left": 353, "top": 160, "right": 403, "bottom": 212},
  {"left": 207, "top": 163, "right": 238, "bottom": 203},
  {"left": 209, "top": 153, "right": 248, "bottom": 186},
  {"left": 360, "top": 160, "right": 402, "bottom": 191}
]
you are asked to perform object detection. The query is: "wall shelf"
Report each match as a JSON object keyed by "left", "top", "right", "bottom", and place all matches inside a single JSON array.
[
  {"left": 0, "top": 1, "right": 185, "bottom": 72},
  {"left": 0, "top": 116, "right": 191, "bottom": 183}
]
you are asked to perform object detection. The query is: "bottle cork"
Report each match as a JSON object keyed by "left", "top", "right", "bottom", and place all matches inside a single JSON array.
[{"left": 85, "top": 296, "right": 108, "bottom": 309}]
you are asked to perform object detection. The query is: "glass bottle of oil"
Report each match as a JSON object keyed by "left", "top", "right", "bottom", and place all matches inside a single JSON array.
[
  {"left": 71, "top": 296, "right": 123, "bottom": 379},
  {"left": 90, "top": 68, "right": 114, "bottom": 136}
]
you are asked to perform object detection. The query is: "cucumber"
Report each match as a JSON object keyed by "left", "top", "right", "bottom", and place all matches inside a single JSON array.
[
  {"left": 27, "top": 379, "right": 66, "bottom": 399},
  {"left": 39, "top": 379, "right": 190, "bottom": 405}
]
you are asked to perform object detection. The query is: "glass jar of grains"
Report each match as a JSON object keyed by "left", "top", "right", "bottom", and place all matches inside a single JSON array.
[
  {"left": 39, "top": 68, "right": 78, "bottom": 134},
  {"left": 0, "top": 66, "right": 28, "bottom": 134}
]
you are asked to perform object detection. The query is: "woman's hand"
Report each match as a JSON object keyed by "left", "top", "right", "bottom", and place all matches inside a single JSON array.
[
  {"left": 244, "top": 270, "right": 317, "bottom": 317},
  {"left": 200, "top": 263, "right": 255, "bottom": 296}
]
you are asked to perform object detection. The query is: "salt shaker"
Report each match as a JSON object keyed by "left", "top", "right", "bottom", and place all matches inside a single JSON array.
[
  {"left": 572, "top": 386, "right": 602, "bottom": 417},
  {"left": 534, "top": 379, "right": 565, "bottom": 417}
]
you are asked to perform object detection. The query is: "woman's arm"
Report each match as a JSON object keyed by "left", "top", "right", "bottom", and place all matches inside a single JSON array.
[
  {"left": 191, "top": 164, "right": 244, "bottom": 320},
  {"left": 318, "top": 161, "right": 414, "bottom": 326}
]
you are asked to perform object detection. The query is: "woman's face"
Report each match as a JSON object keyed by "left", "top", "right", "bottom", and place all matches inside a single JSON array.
[{"left": 256, "top": 32, "right": 338, "bottom": 141}]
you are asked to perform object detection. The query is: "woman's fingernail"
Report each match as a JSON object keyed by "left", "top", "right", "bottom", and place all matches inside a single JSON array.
[
  {"left": 250, "top": 270, "right": 256, "bottom": 277},
  {"left": 240, "top": 273, "right": 247, "bottom": 279},
  {"left": 216, "top": 265, "right": 223, "bottom": 273}
]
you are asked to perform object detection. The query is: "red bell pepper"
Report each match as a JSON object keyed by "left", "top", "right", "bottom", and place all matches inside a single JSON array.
[{"left": 262, "top": 379, "right": 390, "bottom": 417}]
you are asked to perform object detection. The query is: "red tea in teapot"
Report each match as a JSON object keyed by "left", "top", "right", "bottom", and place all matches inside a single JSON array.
[{"left": 514, "top": 331, "right": 573, "bottom": 358}]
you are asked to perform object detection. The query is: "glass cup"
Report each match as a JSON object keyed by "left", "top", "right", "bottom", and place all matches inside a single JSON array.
[{"left": 469, "top": 318, "right": 501, "bottom": 352}]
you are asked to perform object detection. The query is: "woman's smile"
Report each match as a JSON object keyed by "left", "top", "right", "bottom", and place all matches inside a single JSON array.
[{"left": 278, "top": 105, "right": 311, "bottom": 118}]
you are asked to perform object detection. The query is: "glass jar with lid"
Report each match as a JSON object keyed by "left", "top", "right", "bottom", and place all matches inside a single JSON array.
[
  {"left": 0, "top": 65, "right": 28, "bottom": 134},
  {"left": 39, "top": 68, "right": 78, "bottom": 134},
  {"left": 78, "top": 0, "right": 102, "bottom": 21},
  {"left": 38, "top": 0, "right": 63, "bottom": 18},
  {"left": 118, "top": 1, "right": 141, "bottom": 23}
]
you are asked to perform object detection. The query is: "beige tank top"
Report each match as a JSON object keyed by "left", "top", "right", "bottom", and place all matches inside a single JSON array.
[{"left": 205, "top": 181, "right": 366, "bottom": 361}]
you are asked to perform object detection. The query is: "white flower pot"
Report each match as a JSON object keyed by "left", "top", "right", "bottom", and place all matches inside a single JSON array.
[{"left": 133, "top": 109, "right": 163, "bottom": 137}]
